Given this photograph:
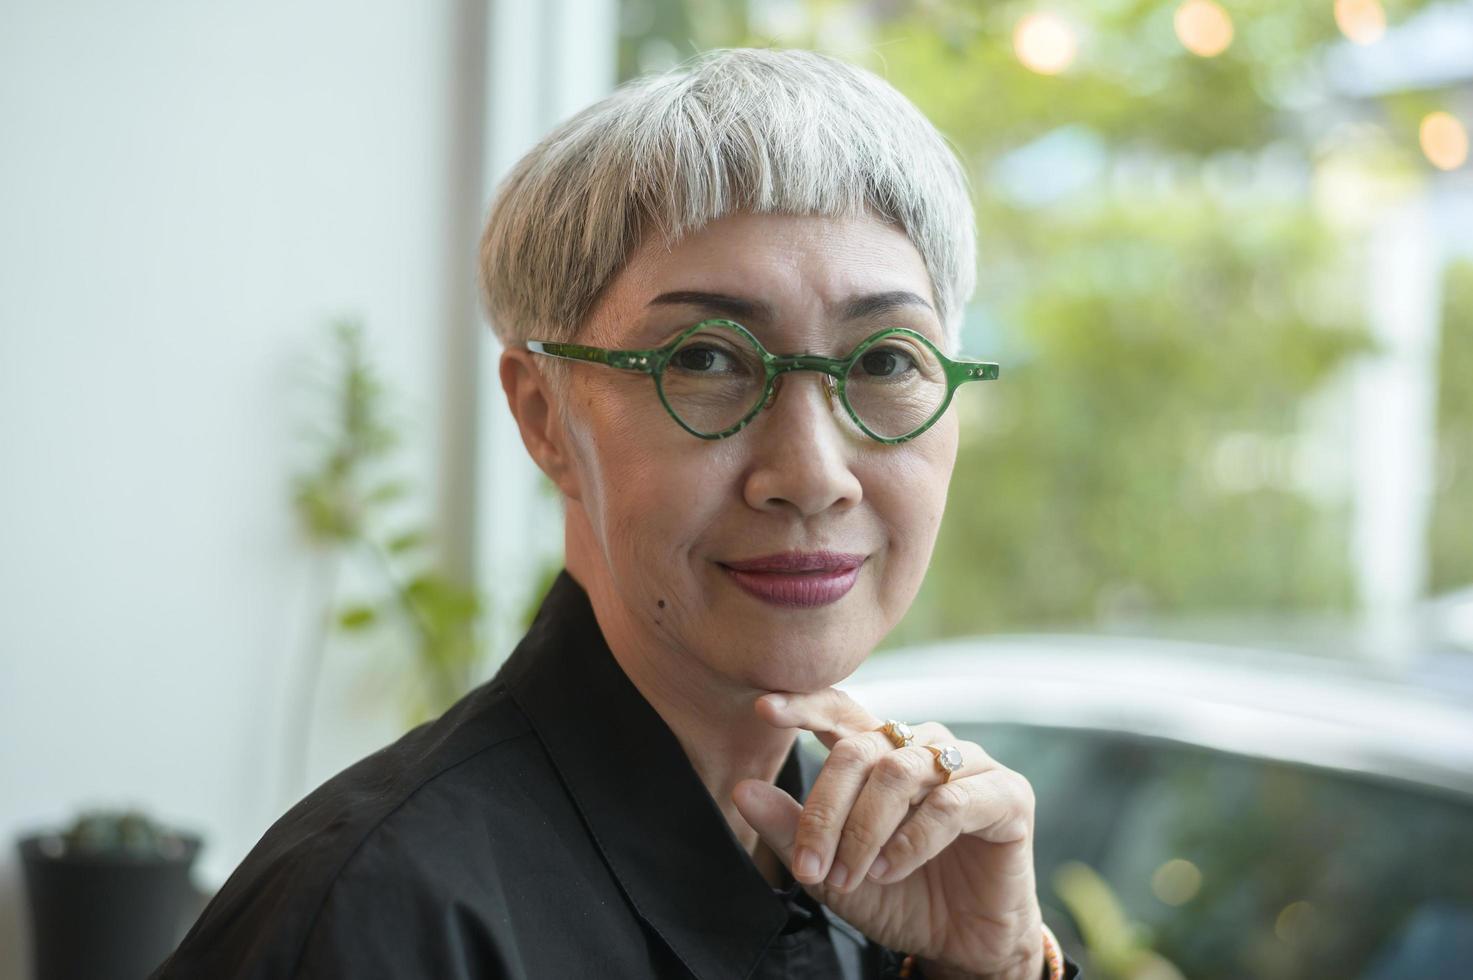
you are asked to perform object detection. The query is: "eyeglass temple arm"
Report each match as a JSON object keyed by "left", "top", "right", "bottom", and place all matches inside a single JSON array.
[
  {"left": 944, "top": 359, "right": 1001, "bottom": 384},
  {"left": 525, "top": 340, "right": 661, "bottom": 375}
]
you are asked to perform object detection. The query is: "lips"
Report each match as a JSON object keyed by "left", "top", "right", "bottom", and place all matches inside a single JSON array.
[{"left": 718, "top": 551, "right": 866, "bottom": 607}]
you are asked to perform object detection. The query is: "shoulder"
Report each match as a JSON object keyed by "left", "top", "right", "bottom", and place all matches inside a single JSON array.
[{"left": 152, "top": 680, "right": 553, "bottom": 979}]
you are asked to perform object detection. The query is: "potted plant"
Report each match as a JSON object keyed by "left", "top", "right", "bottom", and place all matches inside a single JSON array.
[{"left": 17, "top": 808, "right": 202, "bottom": 980}]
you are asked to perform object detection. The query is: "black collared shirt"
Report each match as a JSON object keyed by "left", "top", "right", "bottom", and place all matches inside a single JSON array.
[{"left": 152, "top": 569, "right": 1080, "bottom": 979}]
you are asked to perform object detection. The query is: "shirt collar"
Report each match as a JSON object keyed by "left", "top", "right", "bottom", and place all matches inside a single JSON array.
[{"left": 494, "top": 569, "right": 821, "bottom": 980}]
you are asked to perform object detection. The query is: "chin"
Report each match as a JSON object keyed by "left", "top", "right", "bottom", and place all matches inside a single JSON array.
[{"left": 722, "top": 637, "right": 869, "bottom": 693}]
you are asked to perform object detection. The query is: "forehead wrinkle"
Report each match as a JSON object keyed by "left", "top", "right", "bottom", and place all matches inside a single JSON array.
[
  {"left": 632, "top": 295, "right": 944, "bottom": 355},
  {"left": 597, "top": 215, "right": 945, "bottom": 350}
]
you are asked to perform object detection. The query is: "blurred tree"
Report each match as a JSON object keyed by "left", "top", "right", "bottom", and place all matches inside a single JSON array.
[
  {"left": 1430, "top": 260, "right": 1473, "bottom": 592},
  {"left": 910, "top": 195, "right": 1371, "bottom": 636}
]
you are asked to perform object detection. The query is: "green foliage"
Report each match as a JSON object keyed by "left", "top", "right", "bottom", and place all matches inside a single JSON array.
[
  {"left": 292, "top": 320, "right": 486, "bottom": 725},
  {"left": 292, "top": 323, "right": 399, "bottom": 542},
  {"left": 1429, "top": 260, "right": 1473, "bottom": 592},
  {"left": 1053, "top": 860, "right": 1184, "bottom": 979}
]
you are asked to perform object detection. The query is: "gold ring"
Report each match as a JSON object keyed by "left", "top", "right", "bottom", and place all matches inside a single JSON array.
[
  {"left": 877, "top": 719, "right": 914, "bottom": 749},
  {"left": 926, "top": 744, "right": 964, "bottom": 782}
]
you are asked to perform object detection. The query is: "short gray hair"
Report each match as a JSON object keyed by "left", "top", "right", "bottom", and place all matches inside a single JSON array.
[{"left": 479, "top": 47, "right": 976, "bottom": 359}]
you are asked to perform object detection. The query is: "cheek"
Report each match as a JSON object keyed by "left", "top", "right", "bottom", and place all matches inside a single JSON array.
[
  {"left": 578, "top": 391, "right": 735, "bottom": 561},
  {"left": 870, "top": 428, "right": 957, "bottom": 557},
  {"left": 858, "top": 437, "right": 954, "bottom": 633}
]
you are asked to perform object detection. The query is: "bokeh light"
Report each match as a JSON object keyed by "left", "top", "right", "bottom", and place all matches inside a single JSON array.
[
  {"left": 1275, "top": 900, "right": 1318, "bottom": 944},
  {"left": 1420, "top": 111, "right": 1469, "bottom": 171},
  {"left": 1174, "top": 0, "right": 1234, "bottom": 57},
  {"left": 1150, "top": 858, "right": 1204, "bottom": 906},
  {"left": 1334, "top": 0, "right": 1387, "bottom": 44},
  {"left": 1014, "top": 12, "right": 1079, "bottom": 75},
  {"left": 1419, "top": 112, "right": 1467, "bottom": 170}
]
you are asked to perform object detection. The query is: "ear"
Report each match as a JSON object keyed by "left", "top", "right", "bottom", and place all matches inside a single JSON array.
[{"left": 498, "top": 347, "right": 583, "bottom": 502}]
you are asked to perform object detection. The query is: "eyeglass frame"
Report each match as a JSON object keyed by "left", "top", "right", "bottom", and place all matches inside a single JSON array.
[{"left": 524, "top": 318, "right": 1000, "bottom": 445}]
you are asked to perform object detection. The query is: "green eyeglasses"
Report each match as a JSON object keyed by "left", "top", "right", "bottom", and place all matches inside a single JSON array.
[{"left": 525, "top": 318, "right": 999, "bottom": 444}]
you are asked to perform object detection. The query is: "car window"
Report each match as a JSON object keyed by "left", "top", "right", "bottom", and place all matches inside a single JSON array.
[{"left": 952, "top": 722, "right": 1473, "bottom": 979}]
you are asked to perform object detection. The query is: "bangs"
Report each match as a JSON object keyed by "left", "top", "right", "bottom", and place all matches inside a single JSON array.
[{"left": 481, "top": 48, "right": 975, "bottom": 356}]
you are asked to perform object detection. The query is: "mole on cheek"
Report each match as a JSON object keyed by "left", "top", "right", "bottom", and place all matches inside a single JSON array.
[{"left": 657, "top": 599, "right": 666, "bottom": 609}]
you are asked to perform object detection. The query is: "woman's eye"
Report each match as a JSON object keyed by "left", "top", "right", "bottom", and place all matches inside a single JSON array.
[
  {"left": 858, "top": 347, "right": 915, "bottom": 378},
  {"left": 673, "top": 346, "right": 723, "bottom": 372},
  {"left": 671, "top": 344, "right": 747, "bottom": 374}
]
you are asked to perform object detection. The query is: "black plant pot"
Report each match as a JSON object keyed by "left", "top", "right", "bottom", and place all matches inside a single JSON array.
[{"left": 17, "top": 831, "right": 202, "bottom": 980}]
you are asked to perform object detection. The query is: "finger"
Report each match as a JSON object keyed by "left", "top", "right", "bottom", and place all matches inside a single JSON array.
[
  {"left": 790, "top": 723, "right": 950, "bottom": 887},
  {"left": 826, "top": 742, "right": 947, "bottom": 894},
  {"left": 870, "top": 768, "right": 1036, "bottom": 886},
  {"left": 826, "top": 735, "right": 993, "bottom": 893},
  {"left": 731, "top": 779, "right": 801, "bottom": 873},
  {"left": 755, "top": 688, "right": 881, "bottom": 748}
]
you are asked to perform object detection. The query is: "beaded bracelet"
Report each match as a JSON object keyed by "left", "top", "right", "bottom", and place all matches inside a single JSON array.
[
  {"left": 895, "top": 924, "right": 1064, "bottom": 979},
  {"left": 1040, "top": 922, "right": 1065, "bottom": 980}
]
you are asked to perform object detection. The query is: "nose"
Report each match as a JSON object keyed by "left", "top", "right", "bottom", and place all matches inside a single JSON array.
[{"left": 742, "top": 372, "right": 863, "bottom": 517}]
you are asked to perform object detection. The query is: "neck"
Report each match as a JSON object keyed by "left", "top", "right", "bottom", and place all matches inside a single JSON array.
[{"left": 564, "top": 507, "right": 796, "bottom": 865}]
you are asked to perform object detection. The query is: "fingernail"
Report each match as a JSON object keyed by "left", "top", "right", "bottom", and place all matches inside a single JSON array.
[
  {"left": 827, "top": 862, "right": 849, "bottom": 889},
  {"left": 794, "top": 846, "right": 819, "bottom": 880},
  {"left": 867, "top": 855, "right": 890, "bottom": 881},
  {"left": 763, "top": 694, "right": 788, "bottom": 711}
]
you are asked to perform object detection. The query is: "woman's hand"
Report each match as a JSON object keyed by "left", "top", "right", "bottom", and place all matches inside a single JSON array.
[{"left": 732, "top": 688, "right": 1045, "bottom": 980}]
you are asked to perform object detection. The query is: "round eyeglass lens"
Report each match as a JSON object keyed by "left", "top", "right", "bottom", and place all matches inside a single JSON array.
[
  {"left": 844, "top": 335, "right": 948, "bottom": 439},
  {"left": 657, "top": 322, "right": 767, "bottom": 435}
]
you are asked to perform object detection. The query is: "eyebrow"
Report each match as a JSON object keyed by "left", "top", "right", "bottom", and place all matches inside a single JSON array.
[
  {"left": 646, "top": 289, "right": 934, "bottom": 322},
  {"left": 647, "top": 290, "right": 775, "bottom": 322},
  {"left": 838, "top": 290, "right": 934, "bottom": 320}
]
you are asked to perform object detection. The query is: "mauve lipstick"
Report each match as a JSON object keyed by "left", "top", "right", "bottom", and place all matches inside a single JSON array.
[{"left": 719, "top": 551, "right": 866, "bottom": 608}]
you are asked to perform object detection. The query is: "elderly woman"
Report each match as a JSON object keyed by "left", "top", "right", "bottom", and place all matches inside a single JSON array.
[{"left": 153, "top": 49, "right": 1079, "bottom": 980}]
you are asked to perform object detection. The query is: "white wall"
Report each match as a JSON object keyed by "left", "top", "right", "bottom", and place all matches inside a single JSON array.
[{"left": 0, "top": 2, "right": 610, "bottom": 976}]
